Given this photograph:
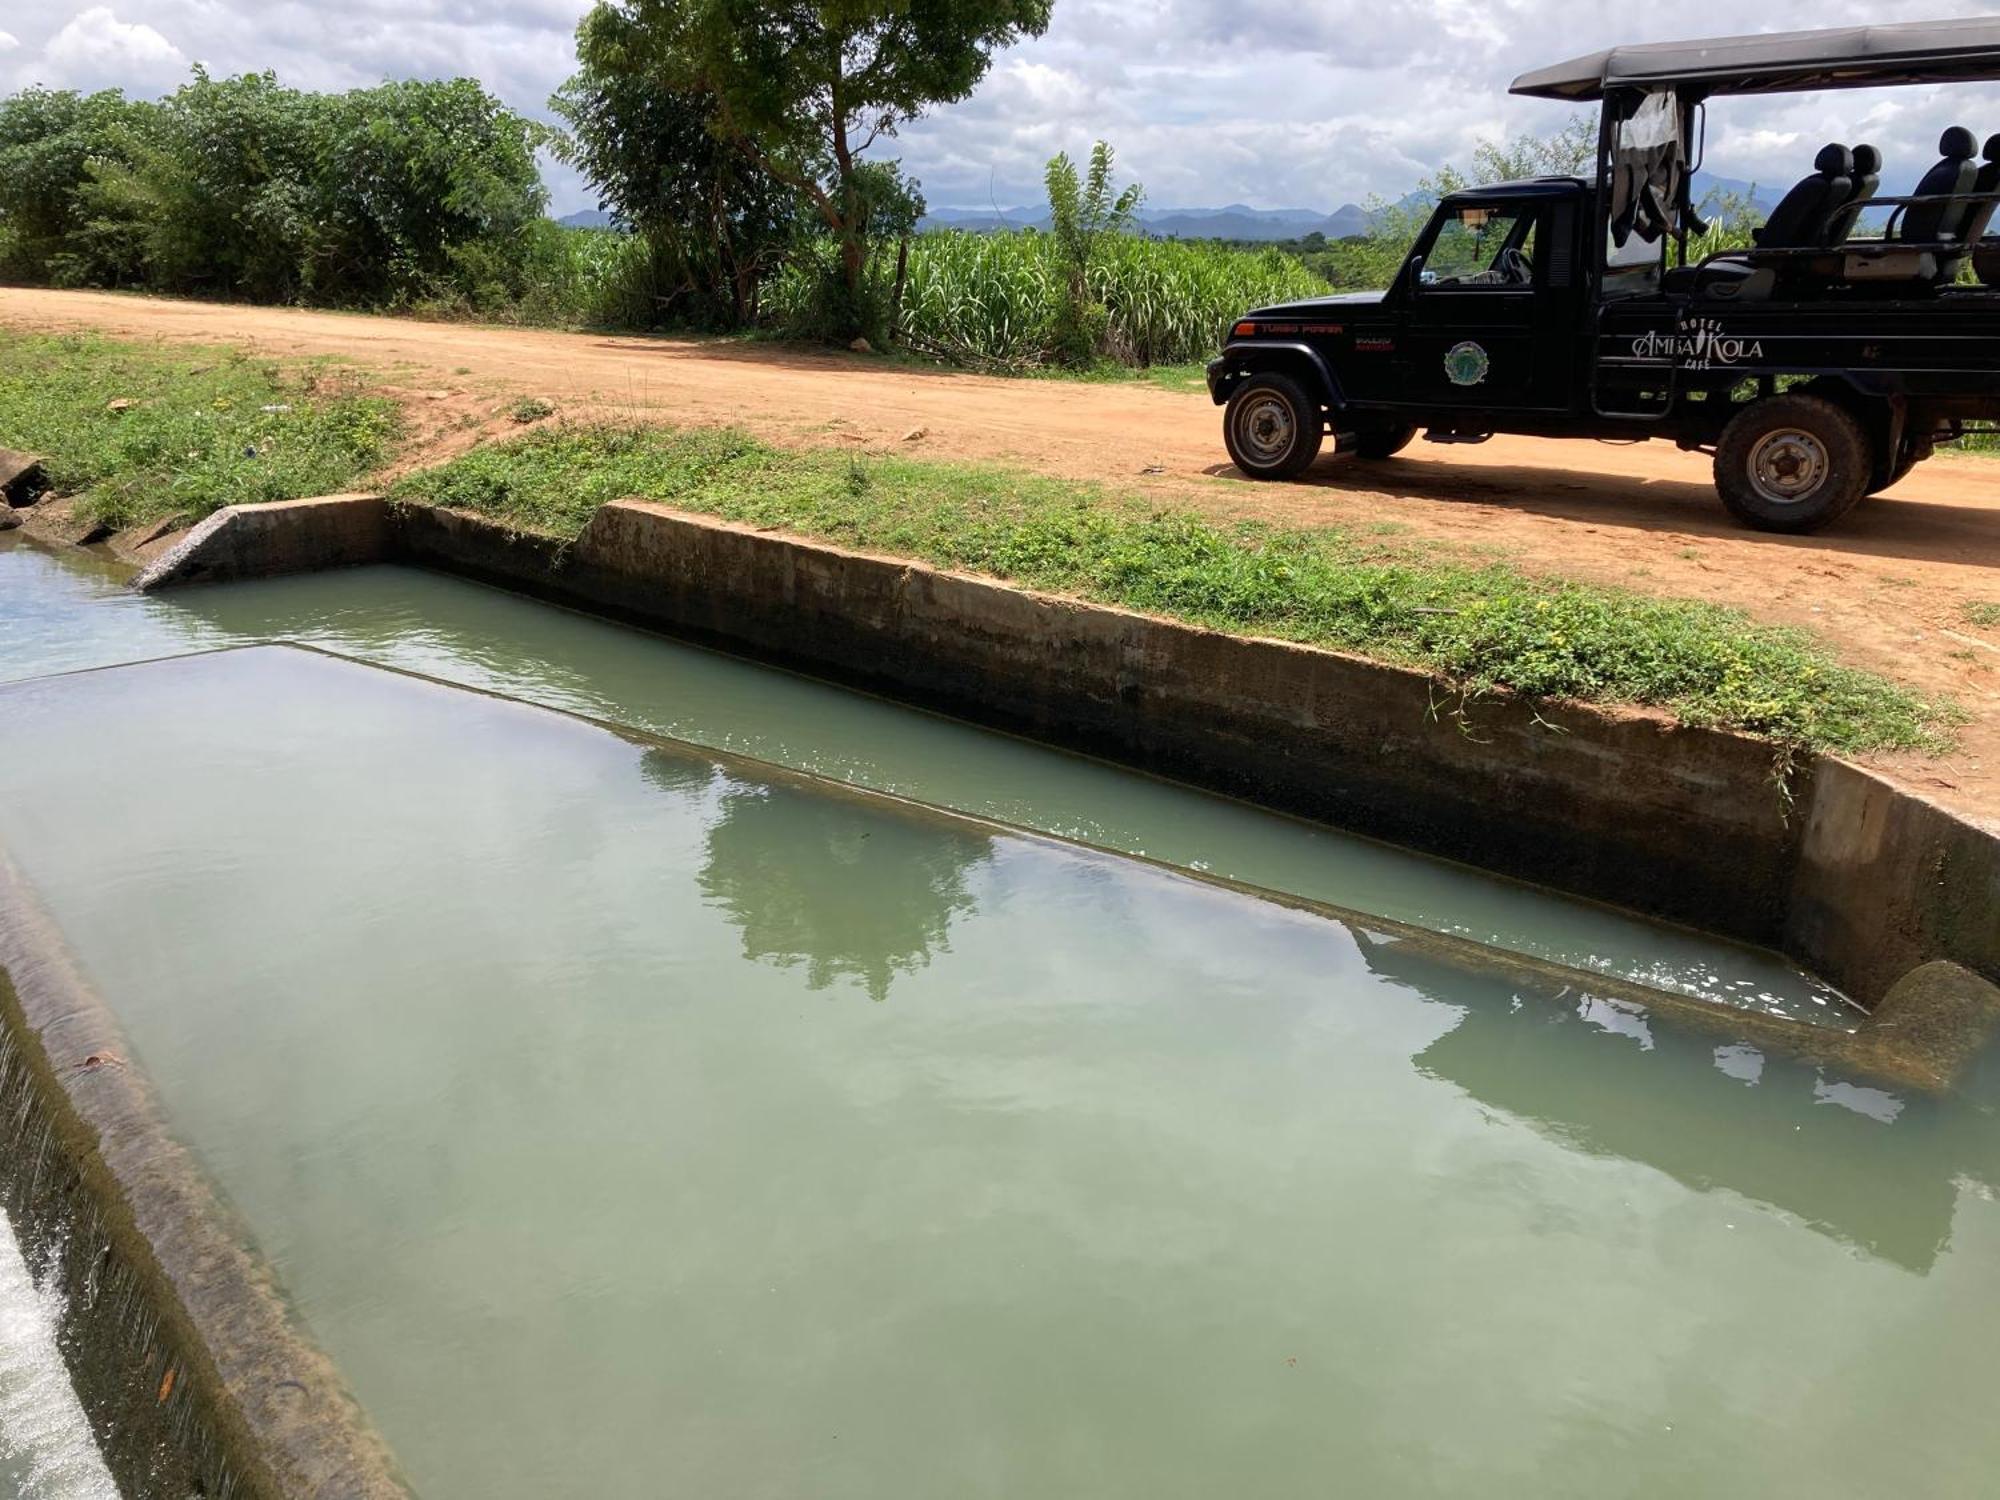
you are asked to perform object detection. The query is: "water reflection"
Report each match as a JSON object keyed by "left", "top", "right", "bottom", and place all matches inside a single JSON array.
[
  {"left": 643, "top": 748, "right": 991, "bottom": 1002},
  {"left": 143, "top": 553, "right": 1842, "bottom": 1014},
  {"left": 1354, "top": 930, "right": 1999, "bottom": 1272}
]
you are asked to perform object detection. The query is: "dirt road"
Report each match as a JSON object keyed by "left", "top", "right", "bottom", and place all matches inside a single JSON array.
[{"left": 7, "top": 287, "right": 1997, "bottom": 818}]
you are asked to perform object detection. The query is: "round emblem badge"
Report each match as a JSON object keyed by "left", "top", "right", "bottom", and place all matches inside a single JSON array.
[{"left": 1443, "top": 341, "right": 1490, "bottom": 387}]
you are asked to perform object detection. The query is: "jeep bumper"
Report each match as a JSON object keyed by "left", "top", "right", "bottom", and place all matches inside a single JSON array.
[{"left": 1204, "top": 355, "right": 1236, "bottom": 405}]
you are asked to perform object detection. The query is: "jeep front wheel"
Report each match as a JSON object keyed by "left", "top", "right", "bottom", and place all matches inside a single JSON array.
[
  {"left": 1713, "top": 394, "right": 1872, "bottom": 533},
  {"left": 1223, "top": 374, "right": 1323, "bottom": 480}
]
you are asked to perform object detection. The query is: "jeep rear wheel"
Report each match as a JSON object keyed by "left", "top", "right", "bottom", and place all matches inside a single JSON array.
[
  {"left": 1714, "top": 394, "right": 1872, "bottom": 533},
  {"left": 1224, "top": 374, "right": 1323, "bottom": 480}
]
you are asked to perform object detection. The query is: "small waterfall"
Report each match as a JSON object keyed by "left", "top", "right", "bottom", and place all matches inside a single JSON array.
[
  {"left": 0, "top": 1010, "right": 244, "bottom": 1499},
  {"left": 0, "top": 1202, "right": 117, "bottom": 1500}
]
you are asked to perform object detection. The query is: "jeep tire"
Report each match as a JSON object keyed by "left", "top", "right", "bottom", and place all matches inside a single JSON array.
[
  {"left": 1223, "top": 373, "right": 1323, "bottom": 480},
  {"left": 1714, "top": 394, "right": 1872, "bottom": 533}
]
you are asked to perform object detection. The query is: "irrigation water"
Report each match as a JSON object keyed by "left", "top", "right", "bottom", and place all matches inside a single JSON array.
[
  {"left": 4, "top": 533, "right": 1999, "bottom": 1498},
  {"left": 0, "top": 535, "right": 1841, "bottom": 1015}
]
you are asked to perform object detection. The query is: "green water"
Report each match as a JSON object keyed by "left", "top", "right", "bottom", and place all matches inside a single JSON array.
[
  {"left": 0, "top": 535, "right": 1842, "bottom": 1015},
  {"left": 2, "top": 643, "right": 1999, "bottom": 1499}
]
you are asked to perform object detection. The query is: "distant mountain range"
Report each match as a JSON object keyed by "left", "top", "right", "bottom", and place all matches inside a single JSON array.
[
  {"left": 1695, "top": 175, "right": 1785, "bottom": 218},
  {"left": 920, "top": 176, "right": 1782, "bottom": 241},
  {"left": 557, "top": 176, "right": 1786, "bottom": 242},
  {"left": 917, "top": 201, "right": 1379, "bottom": 240}
]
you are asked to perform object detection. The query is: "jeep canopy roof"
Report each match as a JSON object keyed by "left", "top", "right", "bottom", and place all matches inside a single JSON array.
[{"left": 1510, "top": 18, "right": 2000, "bottom": 101}]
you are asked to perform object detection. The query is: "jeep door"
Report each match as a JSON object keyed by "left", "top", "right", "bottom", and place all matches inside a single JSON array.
[{"left": 1402, "top": 198, "right": 1569, "bottom": 410}]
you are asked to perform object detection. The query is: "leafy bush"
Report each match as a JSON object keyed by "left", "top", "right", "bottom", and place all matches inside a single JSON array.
[
  {"left": 0, "top": 71, "right": 548, "bottom": 307},
  {"left": 0, "top": 86, "right": 157, "bottom": 285}
]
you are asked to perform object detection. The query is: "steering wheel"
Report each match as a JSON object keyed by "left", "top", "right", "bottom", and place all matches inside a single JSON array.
[{"left": 1497, "top": 247, "right": 1533, "bottom": 285}]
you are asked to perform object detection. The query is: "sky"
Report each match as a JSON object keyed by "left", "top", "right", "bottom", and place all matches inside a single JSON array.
[{"left": 4, "top": 1, "right": 2000, "bottom": 215}]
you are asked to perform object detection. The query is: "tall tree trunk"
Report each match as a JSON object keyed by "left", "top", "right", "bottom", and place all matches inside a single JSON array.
[
  {"left": 889, "top": 233, "right": 910, "bottom": 342},
  {"left": 829, "top": 61, "right": 865, "bottom": 317}
]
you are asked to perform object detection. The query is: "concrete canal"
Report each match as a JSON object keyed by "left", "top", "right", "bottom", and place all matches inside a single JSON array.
[{"left": 3, "top": 532, "right": 1999, "bottom": 1498}]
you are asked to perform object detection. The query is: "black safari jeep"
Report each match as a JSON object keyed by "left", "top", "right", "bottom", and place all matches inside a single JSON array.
[{"left": 1208, "top": 19, "right": 2000, "bottom": 532}]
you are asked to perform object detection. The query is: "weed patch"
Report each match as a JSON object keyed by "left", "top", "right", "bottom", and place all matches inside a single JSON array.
[{"left": 0, "top": 332, "right": 400, "bottom": 528}]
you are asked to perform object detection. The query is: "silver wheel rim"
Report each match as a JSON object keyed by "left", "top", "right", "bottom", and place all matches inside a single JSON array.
[
  {"left": 1235, "top": 393, "right": 1297, "bottom": 467},
  {"left": 1746, "top": 428, "right": 1830, "bottom": 505}
]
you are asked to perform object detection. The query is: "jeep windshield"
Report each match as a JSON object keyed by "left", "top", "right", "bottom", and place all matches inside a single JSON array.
[{"left": 1418, "top": 202, "right": 1537, "bottom": 287}]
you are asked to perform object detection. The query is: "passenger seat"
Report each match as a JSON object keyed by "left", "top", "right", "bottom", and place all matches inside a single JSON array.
[
  {"left": 1824, "top": 144, "right": 1882, "bottom": 245},
  {"left": 1946, "top": 133, "right": 2000, "bottom": 279},
  {"left": 1844, "top": 127, "right": 1979, "bottom": 282},
  {"left": 1899, "top": 127, "right": 1979, "bottom": 244},
  {"left": 1751, "top": 144, "right": 1854, "bottom": 249},
  {"left": 1664, "top": 145, "right": 1850, "bottom": 297}
]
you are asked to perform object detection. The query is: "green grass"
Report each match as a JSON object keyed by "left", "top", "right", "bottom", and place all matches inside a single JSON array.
[
  {"left": 1019, "top": 360, "right": 1211, "bottom": 393},
  {"left": 391, "top": 423, "right": 1955, "bottom": 755},
  {"left": 1963, "top": 600, "right": 2000, "bottom": 628},
  {"left": 0, "top": 332, "right": 401, "bottom": 528}
]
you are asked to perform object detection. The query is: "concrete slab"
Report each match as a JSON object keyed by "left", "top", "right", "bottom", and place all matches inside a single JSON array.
[{"left": 136, "top": 494, "right": 388, "bottom": 591}]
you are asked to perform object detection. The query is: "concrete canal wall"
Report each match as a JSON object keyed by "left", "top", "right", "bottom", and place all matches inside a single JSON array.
[{"left": 130, "top": 492, "right": 2000, "bottom": 1010}]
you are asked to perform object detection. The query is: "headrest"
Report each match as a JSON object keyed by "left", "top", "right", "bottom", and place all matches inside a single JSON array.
[
  {"left": 1814, "top": 143, "right": 1852, "bottom": 175},
  {"left": 1985, "top": 133, "right": 2000, "bottom": 163},
  {"left": 1851, "top": 143, "right": 1882, "bottom": 174},
  {"left": 1940, "top": 126, "right": 1977, "bottom": 159}
]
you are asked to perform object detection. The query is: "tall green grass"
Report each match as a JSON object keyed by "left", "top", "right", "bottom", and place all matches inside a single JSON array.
[{"left": 766, "top": 229, "right": 1328, "bottom": 367}]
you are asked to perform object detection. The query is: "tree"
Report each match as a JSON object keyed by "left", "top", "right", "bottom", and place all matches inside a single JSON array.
[
  {"left": 1043, "top": 140, "right": 1141, "bottom": 364},
  {"left": 553, "top": 6, "right": 799, "bottom": 325},
  {"left": 323, "top": 79, "right": 549, "bottom": 302},
  {"left": 1472, "top": 112, "right": 1597, "bottom": 183},
  {"left": 607, "top": 0, "right": 1053, "bottom": 334},
  {"left": 93, "top": 70, "right": 330, "bottom": 299},
  {"left": 0, "top": 86, "right": 155, "bottom": 284}
]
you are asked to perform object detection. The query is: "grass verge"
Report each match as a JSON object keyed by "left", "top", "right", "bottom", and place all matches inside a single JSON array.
[
  {"left": 0, "top": 331, "right": 400, "bottom": 529},
  {"left": 392, "top": 422, "right": 1957, "bottom": 756}
]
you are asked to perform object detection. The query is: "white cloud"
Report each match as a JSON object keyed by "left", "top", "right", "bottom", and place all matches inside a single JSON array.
[
  {"left": 35, "top": 6, "right": 187, "bottom": 92},
  {"left": 0, "top": 31, "right": 20, "bottom": 52},
  {"left": 5, "top": 0, "right": 2000, "bottom": 215}
]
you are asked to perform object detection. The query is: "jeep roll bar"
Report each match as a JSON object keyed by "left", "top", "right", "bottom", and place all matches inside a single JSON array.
[
  {"left": 1509, "top": 22, "right": 2000, "bottom": 395},
  {"left": 1511, "top": 20, "right": 2000, "bottom": 101}
]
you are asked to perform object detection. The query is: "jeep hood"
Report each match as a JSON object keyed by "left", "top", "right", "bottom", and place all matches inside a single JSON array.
[{"left": 1247, "top": 292, "right": 1386, "bottom": 315}]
